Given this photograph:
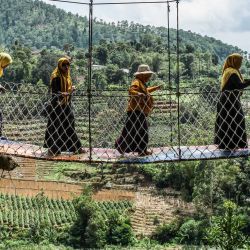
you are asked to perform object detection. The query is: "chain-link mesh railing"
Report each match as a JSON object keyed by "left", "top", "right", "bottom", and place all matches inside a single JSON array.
[{"left": 0, "top": 82, "right": 249, "bottom": 163}]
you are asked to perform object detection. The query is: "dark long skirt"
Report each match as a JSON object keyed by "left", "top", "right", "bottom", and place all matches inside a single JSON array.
[
  {"left": 115, "top": 111, "right": 148, "bottom": 153},
  {"left": 44, "top": 103, "right": 82, "bottom": 154},
  {"left": 214, "top": 90, "right": 247, "bottom": 149}
]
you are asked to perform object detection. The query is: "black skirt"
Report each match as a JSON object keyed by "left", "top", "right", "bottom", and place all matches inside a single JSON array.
[
  {"left": 214, "top": 90, "right": 247, "bottom": 149},
  {"left": 115, "top": 111, "right": 148, "bottom": 153},
  {"left": 44, "top": 103, "right": 82, "bottom": 154}
]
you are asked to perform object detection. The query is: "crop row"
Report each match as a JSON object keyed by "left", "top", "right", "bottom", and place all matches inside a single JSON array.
[{"left": 0, "top": 193, "right": 132, "bottom": 229}]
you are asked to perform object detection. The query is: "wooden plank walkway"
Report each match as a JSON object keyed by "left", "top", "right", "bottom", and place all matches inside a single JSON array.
[{"left": 0, "top": 139, "right": 249, "bottom": 164}]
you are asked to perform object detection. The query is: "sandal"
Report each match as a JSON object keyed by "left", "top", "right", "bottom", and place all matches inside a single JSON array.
[
  {"left": 74, "top": 148, "right": 87, "bottom": 154},
  {"left": 138, "top": 150, "right": 153, "bottom": 157},
  {"left": 47, "top": 150, "right": 60, "bottom": 157}
]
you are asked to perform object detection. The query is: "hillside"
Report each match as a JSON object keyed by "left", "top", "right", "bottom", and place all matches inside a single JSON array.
[{"left": 0, "top": 0, "right": 243, "bottom": 60}]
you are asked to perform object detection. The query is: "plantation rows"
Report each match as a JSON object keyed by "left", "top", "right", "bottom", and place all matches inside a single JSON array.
[
  {"left": 97, "top": 200, "right": 133, "bottom": 219},
  {"left": 0, "top": 193, "right": 132, "bottom": 229}
]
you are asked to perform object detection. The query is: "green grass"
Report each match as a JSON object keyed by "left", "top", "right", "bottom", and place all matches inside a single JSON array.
[{"left": 43, "top": 162, "right": 99, "bottom": 181}]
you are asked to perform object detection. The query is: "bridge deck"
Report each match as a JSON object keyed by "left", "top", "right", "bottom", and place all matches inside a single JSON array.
[{"left": 0, "top": 139, "right": 248, "bottom": 164}]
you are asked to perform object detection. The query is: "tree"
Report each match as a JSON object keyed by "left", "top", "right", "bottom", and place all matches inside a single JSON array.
[
  {"left": 70, "top": 190, "right": 98, "bottom": 248},
  {"left": 151, "top": 54, "right": 161, "bottom": 73},
  {"left": 31, "top": 50, "right": 58, "bottom": 85},
  {"left": 185, "top": 44, "right": 195, "bottom": 53},
  {"left": 95, "top": 46, "right": 108, "bottom": 65},
  {"left": 181, "top": 53, "right": 195, "bottom": 79},
  {"left": 84, "top": 212, "right": 107, "bottom": 248},
  {"left": 106, "top": 211, "right": 134, "bottom": 246},
  {"left": 105, "top": 64, "right": 127, "bottom": 85},
  {"left": 206, "top": 200, "right": 247, "bottom": 250}
]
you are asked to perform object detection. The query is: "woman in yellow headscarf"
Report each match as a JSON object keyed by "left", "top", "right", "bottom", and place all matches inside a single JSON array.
[
  {"left": 44, "top": 57, "right": 85, "bottom": 156},
  {"left": 214, "top": 53, "right": 250, "bottom": 150},
  {"left": 0, "top": 52, "right": 12, "bottom": 78},
  {"left": 0, "top": 52, "right": 12, "bottom": 138}
]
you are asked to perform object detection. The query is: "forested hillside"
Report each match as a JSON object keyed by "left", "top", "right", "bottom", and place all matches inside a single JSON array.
[
  {"left": 0, "top": 0, "right": 244, "bottom": 58},
  {"left": 0, "top": 0, "right": 248, "bottom": 87}
]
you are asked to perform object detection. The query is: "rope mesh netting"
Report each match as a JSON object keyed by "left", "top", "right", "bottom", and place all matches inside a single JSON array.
[{"left": 0, "top": 82, "right": 249, "bottom": 163}]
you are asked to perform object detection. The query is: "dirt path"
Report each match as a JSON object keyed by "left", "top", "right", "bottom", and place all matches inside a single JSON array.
[{"left": 0, "top": 178, "right": 135, "bottom": 200}]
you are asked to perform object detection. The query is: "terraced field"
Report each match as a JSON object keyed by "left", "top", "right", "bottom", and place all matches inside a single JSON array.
[{"left": 0, "top": 193, "right": 132, "bottom": 229}]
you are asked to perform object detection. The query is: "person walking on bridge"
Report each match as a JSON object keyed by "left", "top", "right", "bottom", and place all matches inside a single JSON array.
[
  {"left": 44, "top": 57, "right": 85, "bottom": 156},
  {"left": 0, "top": 52, "right": 12, "bottom": 138},
  {"left": 115, "top": 64, "right": 161, "bottom": 156},
  {"left": 215, "top": 53, "right": 250, "bottom": 150}
]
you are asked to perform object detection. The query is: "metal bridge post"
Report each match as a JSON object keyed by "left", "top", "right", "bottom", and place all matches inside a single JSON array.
[
  {"left": 167, "top": 2, "right": 173, "bottom": 145},
  {"left": 88, "top": 0, "right": 93, "bottom": 163},
  {"left": 176, "top": 0, "right": 181, "bottom": 160}
]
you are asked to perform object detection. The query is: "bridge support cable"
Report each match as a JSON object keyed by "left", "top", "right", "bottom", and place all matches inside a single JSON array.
[
  {"left": 88, "top": 0, "right": 94, "bottom": 161},
  {"left": 167, "top": 1, "right": 173, "bottom": 145},
  {"left": 176, "top": 0, "right": 181, "bottom": 160}
]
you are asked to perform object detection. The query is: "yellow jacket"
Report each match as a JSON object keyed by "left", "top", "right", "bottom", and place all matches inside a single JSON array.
[{"left": 127, "top": 79, "right": 159, "bottom": 116}]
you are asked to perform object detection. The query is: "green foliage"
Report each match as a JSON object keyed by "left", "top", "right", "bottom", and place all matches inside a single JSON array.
[
  {"left": 84, "top": 212, "right": 108, "bottom": 248},
  {"left": 193, "top": 161, "right": 223, "bottom": 214},
  {"left": 70, "top": 189, "right": 97, "bottom": 247},
  {"left": 193, "top": 160, "right": 242, "bottom": 214},
  {"left": 31, "top": 49, "right": 59, "bottom": 85},
  {"left": 0, "top": 193, "right": 77, "bottom": 229},
  {"left": 233, "top": 158, "right": 250, "bottom": 205},
  {"left": 27, "top": 221, "right": 57, "bottom": 244},
  {"left": 2, "top": 0, "right": 238, "bottom": 56},
  {"left": 154, "top": 162, "right": 198, "bottom": 201},
  {"left": 0, "top": 191, "right": 133, "bottom": 248},
  {"left": 206, "top": 200, "right": 248, "bottom": 250},
  {"left": 138, "top": 164, "right": 162, "bottom": 182},
  {"left": 175, "top": 219, "right": 204, "bottom": 245},
  {"left": 70, "top": 190, "right": 134, "bottom": 248},
  {"left": 106, "top": 211, "right": 135, "bottom": 246},
  {"left": 152, "top": 219, "right": 181, "bottom": 244},
  {"left": 0, "top": 0, "right": 245, "bottom": 90}
]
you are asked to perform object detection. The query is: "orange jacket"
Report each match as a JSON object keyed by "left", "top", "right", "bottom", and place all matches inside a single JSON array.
[{"left": 127, "top": 78, "right": 159, "bottom": 116}]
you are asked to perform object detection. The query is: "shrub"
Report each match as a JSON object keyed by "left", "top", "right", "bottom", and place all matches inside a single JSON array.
[
  {"left": 84, "top": 212, "right": 107, "bottom": 248},
  {"left": 175, "top": 219, "right": 203, "bottom": 245},
  {"left": 152, "top": 219, "right": 181, "bottom": 244},
  {"left": 106, "top": 211, "right": 134, "bottom": 246},
  {"left": 206, "top": 200, "right": 248, "bottom": 250}
]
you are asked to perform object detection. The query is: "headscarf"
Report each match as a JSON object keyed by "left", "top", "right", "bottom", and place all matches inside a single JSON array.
[
  {"left": 221, "top": 53, "right": 244, "bottom": 90},
  {"left": 50, "top": 57, "right": 72, "bottom": 104},
  {"left": 0, "top": 53, "right": 12, "bottom": 77}
]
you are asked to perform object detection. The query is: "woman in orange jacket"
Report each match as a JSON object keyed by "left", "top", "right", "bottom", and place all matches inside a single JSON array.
[{"left": 115, "top": 64, "right": 161, "bottom": 156}]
